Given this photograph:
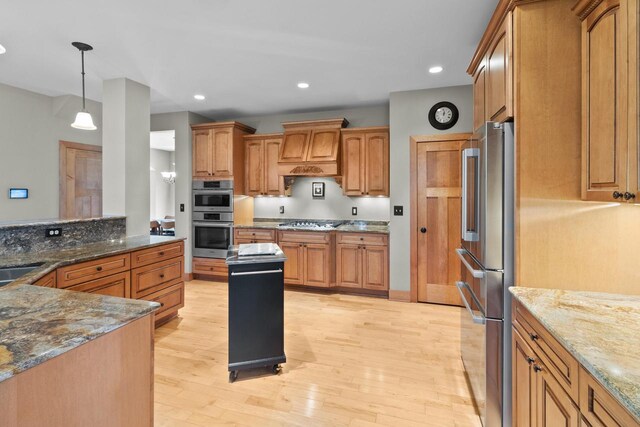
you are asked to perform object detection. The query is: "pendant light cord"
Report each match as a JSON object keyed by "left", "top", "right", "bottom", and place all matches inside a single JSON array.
[{"left": 81, "top": 50, "right": 86, "bottom": 111}]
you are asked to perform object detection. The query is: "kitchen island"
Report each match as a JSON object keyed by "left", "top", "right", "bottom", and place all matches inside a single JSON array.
[{"left": 510, "top": 287, "right": 640, "bottom": 425}]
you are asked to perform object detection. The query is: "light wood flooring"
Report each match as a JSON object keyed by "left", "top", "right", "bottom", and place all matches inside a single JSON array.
[{"left": 154, "top": 280, "right": 481, "bottom": 426}]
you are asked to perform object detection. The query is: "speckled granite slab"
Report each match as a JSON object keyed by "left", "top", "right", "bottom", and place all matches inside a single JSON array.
[
  {"left": 236, "top": 218, "right": 389, "bottom": 234},
  {"left": 0, "top": 216, "right": 126, "bottom": 256},
  {"left": 510, "top": 287, "right": 640, "bottom": 421},
  {"left": 0, "top": 285, "right": 158, "bottom": 382}
]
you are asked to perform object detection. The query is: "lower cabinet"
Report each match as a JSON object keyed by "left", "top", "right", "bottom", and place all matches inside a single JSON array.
[
  {"left": 66, "top": 271, "right": 131, "bottom": 299},
  {"left": 278, "top": 230, "right": 334, "bottom": 288},
  {"left": 512, "top": 300, "right": 639, "bottom": 427},
  {"left": 336, "top": 232, "right": 388, "bottom": 291},
  {"left": 33, "top": 271, "right": 56, "bottom": 288},
  {"left": 234, "top": 228, "right": 277, "bottom": 245}
]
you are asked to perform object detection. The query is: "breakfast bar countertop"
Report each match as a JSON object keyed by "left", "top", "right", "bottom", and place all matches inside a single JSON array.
[{"left": 510, "top": 287, "right": 640, "bottom": 421}]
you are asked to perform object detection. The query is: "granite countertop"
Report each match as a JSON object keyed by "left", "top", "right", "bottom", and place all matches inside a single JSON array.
[
  {"left": 510, "top": 287, "right": 640, "bottom": 421},
  {"left": 0, "top": 235, "right": 184, "bottom": 383},
  {"left": 0, "top": 215, "right": 126, "bottom": 230},
  {"left": 235, "top": 219, "right": 389, "bottom": 234}
]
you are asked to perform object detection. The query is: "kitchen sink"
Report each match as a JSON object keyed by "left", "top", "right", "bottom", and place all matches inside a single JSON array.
[{"left": 0, "top": 263, "right": 44, "bottom": 287}]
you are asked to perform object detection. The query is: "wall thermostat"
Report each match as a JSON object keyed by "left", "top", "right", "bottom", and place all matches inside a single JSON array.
[{"left": 9, "top": 188, "right": 28, "bottom": 199}]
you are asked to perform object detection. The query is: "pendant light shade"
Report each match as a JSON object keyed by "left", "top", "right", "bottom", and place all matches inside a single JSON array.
[{"left": 70, "top": 42, "right": 96, "bottom": 131}]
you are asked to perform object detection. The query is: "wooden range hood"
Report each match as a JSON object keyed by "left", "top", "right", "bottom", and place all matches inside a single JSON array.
[{"left": 278, "top": 118, "right": 349, "bottom": 177}]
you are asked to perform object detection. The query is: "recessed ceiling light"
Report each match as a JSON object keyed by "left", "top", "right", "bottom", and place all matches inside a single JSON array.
[
  {"left": 194, "top": 94, "right": 205, "bottom": 101},
  {"left": 0, "top": 44, "right": 5, "bottom": 55},
  {"left": 429, "top": 66, "right": 443, "bottom": 74},
  {"left": 297, "top": 82, "right": 310, "bottom": 89}
]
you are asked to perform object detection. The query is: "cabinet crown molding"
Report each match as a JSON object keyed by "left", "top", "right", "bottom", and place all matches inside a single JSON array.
[
  {"left": 281, "top": 118, "right": 349, "bottom": 130},
  {"left": 572, "top": 0, "right": 608, "bottom": 20},
  {"left": 190, "top": 121, "right": 256, "bottom": 134},
  {"left": 243, "top": 132, "right": 284, "bottom": 140}
]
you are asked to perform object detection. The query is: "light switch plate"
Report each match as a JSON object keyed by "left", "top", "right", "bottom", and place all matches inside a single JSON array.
[
  {"left": 279, "top": 206, "right": 285, "bottom": 214},
  {"left": 394, "top": 206, "right": 404, "bottom": 216},
  {"left": 352, "top": 207, "right": 358, "bottom": 216},
  {"left": 179, "top": 204, "right": 185, "bottom": 212}
]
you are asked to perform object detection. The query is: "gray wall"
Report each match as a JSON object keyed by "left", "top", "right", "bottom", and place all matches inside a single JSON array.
[
  {"left": 150, "top": 149, "right": 175, "bottom": 219},
  {"left": 389, "top": 85, "right": 473, "bottom": 292},
  {"left": 0, "top": 83, "right": 102, "bottom": 221},
  {"left": 254, "top": 177, "right": 389, "bottom": 221},
  {"left": 151, "top": 111, "right": 210, "bottom": 273}
]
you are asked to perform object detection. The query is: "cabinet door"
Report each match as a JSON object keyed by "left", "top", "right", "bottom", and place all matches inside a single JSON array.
[
  {"left": 193, "top": 129, "right": 212, "bottom": 177},
  {"left": 336, "top": 244, "right": 362, "bottom": 288},
  {"left": 264, "top": 138, "right": 283, "bottom": 195},
  {"left": 342, "top": 133, "right": 366, "bottom": 196},
  {"left": 473, "top": 62, "right": 487, "bottom": 131},
  {"left": 306, "top": 129, "right": 340, "bottom": 162},
  {"left": 535, "top": 361, "right": 581, "bottom": 427},
  {"left": 362, "top": 245, "right": 388, "bottom": 290},
  {"left": 304, "top": 243, "right": 331, "bottom": 287},
  {"left": 34, "top": 271, "right": 56, "bottom": 288},
  {"left": 513, "top": 327, "right": 537, "bottom": 427},
  {"left": 486, "top": 12, "right": 513, "bottom": 122},
  {"left": 245, "top": 139, "right": 264, "bottom": 196},
  {"left": 279, "top": 130, "right": 311, "bottom": 162},
  {"left": 65, "top": 272, "right": 130, "bottom": 299},
  {"left": 280, "top": 242, "right": 304, "bottom": 285},
  {"left": 582, "top": 1, "right": 628, "bottom": 201},
  {"left": 365, "top": 132, "right": 389, "bottom": 196},
  {"left": 212, "top": 129, "right": 233, "bottom": 177}
]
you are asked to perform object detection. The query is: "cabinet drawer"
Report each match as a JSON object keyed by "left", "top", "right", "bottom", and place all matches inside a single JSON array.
[
  {"left": 579, "top": 367, "right": 639, "bottom": 427},
  {"left": 131, "top": 241, "right": 184, "bottom": 268},
  {"left": 513, "top": 300, "right": 580, "bottom": 403},
  {"left": 57, "top": 254, "right": 130, "bottom": 288},
  {"left": 234, "top": 228, "right": 276, "bottom": 241},
  {"left": 278, "top": 230, "right": 330, "bottom": 244},
  {"left": 192, "top": 257, "right": 228, "bottom": 277},
  {"left": 143, "top": 282, "right": 184, "bottom": 322},
  {"left": 33, "top": 271, "right": 56, "bottom": 288},
  {"left": 65, "top": 271, "right": 130, "bottom": 299},
  {"left": 336, "top": 232, "right": 388, "bottom": 246},
  {"left": 131, "top": 257, "right": 184, "bottom": 298}
]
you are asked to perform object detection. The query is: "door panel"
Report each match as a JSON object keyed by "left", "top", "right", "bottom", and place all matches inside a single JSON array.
[
  {"left": 193, "top": 130, "right": 212, "bottom": 177},
  {"left": 304, "top": 244, "right": 330, "bottom": 287},
  {"left": 279, "top": 131, "right": 310, "bottom": 162},
  {"left": 280, "top": 242, "right": 304, "bottom": 285},
  {"left": 417, "top": 141, "right": 463, "bottom": 305},
  {"left": 213, "top": 130, "right": 233, "bottom": 176},
  {"left": 536, "top": 362, "right": 580, "bottom": 427},
  {"left": 362, "top": 246, "right": 388, "bottom": 290},
  {"left": 513, "top": 327, "right": 536, "bottom": 427},
  {"left": 336, "top": 244, "right": 361, "bottom": 288},
  {"left": 264, "top": 138, "right": 283, "bottom": 195},
  {"left": 365, "top": 132, "right": 389, "bottom": 196},
  {"left": 474, "top": 63, "right": 487, "bottom": 131},
  {"left": 306, "top": 129, "right": 340, "bottom": 162},
  {"left": 245, "top": 140, "right": 264, "bottom": 196},
  {"left": 342, "top": 133, "right": 366, "bottom": 196},
  {"left": 59, "top": 141, "right": 102, "bottom": 219}
]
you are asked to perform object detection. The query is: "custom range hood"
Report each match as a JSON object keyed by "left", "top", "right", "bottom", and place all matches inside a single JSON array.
[{"left": 278, "top": 118, "right": 349, "bottom": 177}]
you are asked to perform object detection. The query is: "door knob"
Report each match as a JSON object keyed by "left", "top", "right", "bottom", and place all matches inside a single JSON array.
[{"left": 420, "top": 227, "right": 427, "bottom": 233}]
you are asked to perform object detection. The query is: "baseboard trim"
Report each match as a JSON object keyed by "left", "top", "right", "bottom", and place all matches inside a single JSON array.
[
  {"left": 183, "top": 273, "right": 194, "bottom": 282},
  {"left": 388, "top": 290, "right": 411, "bottom": 302}
]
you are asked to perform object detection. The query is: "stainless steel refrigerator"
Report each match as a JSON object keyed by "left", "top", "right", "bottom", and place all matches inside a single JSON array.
[{"left": 456, "top": 122, "right": 514, "bottom": 427}]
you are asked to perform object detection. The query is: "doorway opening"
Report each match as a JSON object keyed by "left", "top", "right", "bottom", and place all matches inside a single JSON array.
[{"left": 150, "top": 130, "right": 176, "bottom": 236}]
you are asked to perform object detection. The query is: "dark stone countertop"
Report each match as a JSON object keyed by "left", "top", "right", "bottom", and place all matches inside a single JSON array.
[{"left": 0, "top": 235, "right": 185, "bottom": 383}]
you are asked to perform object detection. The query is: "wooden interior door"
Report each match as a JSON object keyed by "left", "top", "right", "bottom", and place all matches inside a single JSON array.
[
  {"left": 415, "top": 138, "right": 463, "bottom": 305},
  {"left": 212, "top": 129, "right": 233, "bottom": 176},
  {"left": 59, "top": 141, "right": 102, "bottom": 219}
]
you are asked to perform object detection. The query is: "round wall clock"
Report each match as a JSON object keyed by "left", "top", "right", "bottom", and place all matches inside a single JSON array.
[{"left": 428, "top": 101, "right": 459, "bottom": 130}]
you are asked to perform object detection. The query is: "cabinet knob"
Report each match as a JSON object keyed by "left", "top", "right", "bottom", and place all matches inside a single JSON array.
[
  {"left": 526, "top": 357, "right": 535, "bottom": 364},
  {"left": 160, "top": 274, "right": 165, "bottom": 279},
  {"left": 529, "top": 333, "right": 538, "bottom": 341},
  {"left": 533, "top": 365, "right": 542, "bottom": 373},
  {"left": 613, "top": 191, "right": 624, "bottom": 200},
  {"left": 420, "top": 227, "right": 427, "bottom": 233},
  {"left": 96, "top": 266, "right": 103, "bottom": 272},
  {"left": 159, "top": 252, "right": 165, "bottom": 256},
  {"left": 624, "top": 192, "right": 636, "bottom": 201}
]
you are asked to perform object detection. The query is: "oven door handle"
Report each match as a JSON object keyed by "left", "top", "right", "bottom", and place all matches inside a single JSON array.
[
  {"left": 193, "top": 221, "right": 234, "bottom": 226},
  {"left": 456, "top": 281, "right": 486, "bottom": 325},
  {"left": 456, "top": 248, "right": 485, "bottom": 279}
]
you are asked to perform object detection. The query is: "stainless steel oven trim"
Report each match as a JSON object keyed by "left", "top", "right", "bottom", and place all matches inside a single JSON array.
[
  {"left": 461, "top": 147, "right": 480, "bottom": 243},
  {"left": 456, "top": 281, "right": 486, "bottom": 325}
]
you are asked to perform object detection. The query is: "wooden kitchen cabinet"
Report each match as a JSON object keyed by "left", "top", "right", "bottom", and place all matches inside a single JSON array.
[
  {"left": 244, "top": 134, "right": 286, "bottom": 196},
  {"left": 278, "top": 230, "right": 335, "bottom": 287},
  {"left": 473, "top": 60, "right": 487, "bottom": 132},
  {"left": 191, "top": 121, "right": 256, "bottom": 194},
  {"left": 336, "top": 232, "right": 388, "bottom": 291},
  {"left": 65, "top": 271, "right": 131, "bottom": 298},
  {"left": 536, "top": 361, "right": 581, "bottom": 427},
  {"left": 33, "top": 271, "right": 56, "bottom": 288},
  {"left": 234, "top": 228, "right": 277, "bottom": 244},
  {"left": 512, "top": 327, "right": 537, "bottom": 427},
  {"left": 341, "top": 127, "right": 389, "bottom": 197},
  {"left": 574, "top": 0, "right": 637, "bottom": 202}
]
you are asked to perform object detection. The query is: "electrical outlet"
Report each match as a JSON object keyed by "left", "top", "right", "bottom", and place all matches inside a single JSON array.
[
  {"left": 394, "top": 205, "right": 404, "bottom": 216},
  {"left": 352, "top": 207, "right": 358, "bottom": 216},
  {"left": 179, "top": 203, "right": 185, "bottom": 212},
  {"left": 279, "top": 206, "right": 285, "bottom": 214},
  {"left": 45, "top": 228, "right": 62, "bottom": 238}
]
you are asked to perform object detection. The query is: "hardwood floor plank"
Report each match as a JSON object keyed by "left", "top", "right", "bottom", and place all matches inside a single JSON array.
[{"left": 154, "top": 280, "right": 481, "bottom": 426}]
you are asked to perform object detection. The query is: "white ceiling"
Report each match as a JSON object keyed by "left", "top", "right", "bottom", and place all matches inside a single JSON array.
[
  {"left": 150, "top": 130, "right": 175, "bottom": 151},
  {"left": 0, "top": 0, "right": 497, "bottom": 118}
]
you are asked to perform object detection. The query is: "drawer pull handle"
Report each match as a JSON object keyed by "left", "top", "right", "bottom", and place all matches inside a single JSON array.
[
  {"left": 530, "top": 333, "right": 539, "bottom": 341},
  {"left": 159, "top": 252, "right": 165, "bottom": 256},
  {"left": 160, "top": 303, "right": 165, "bottom": 307},
  {"left": 96, "top": 266, "right": 103, "bottom": 272},
  {"left": 160, "top": 274, "right": 165, "bottom": 279},
  {"left": 533, "top": 365, "right": 542, "bottom": 373}
]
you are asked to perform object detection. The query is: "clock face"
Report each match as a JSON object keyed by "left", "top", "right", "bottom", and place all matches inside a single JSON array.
[{"left": 435, "top": 107, "right": 453, "bottom": 124}]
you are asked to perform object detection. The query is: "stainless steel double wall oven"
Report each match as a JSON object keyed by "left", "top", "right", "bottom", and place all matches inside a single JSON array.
[
  {"left": 192, "top": 180, "right": 234, "bottom": 258},
  {"left": 456, "top": 122, "right": 514, "bottom": 427}
]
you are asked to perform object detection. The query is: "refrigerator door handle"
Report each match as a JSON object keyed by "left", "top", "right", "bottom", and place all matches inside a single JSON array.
[
  {"left": 456, "top": 281, "right": 486, "bottom": 325},
  {"left": 456, "top": 248, "right": 485, "bottom": 279},
  {"left": 461, "top": 147, "right": 480, "bottom": 242}
]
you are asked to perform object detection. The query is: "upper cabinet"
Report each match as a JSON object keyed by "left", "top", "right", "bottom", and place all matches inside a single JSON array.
[
  {"left": 278, "top": 118, "right": 348, "bottom": 177},
  {"left": 191, "top": 122, "right": 256, "bottom": 194},
  {"left": 244, "top": 133, "right": 287, "bottom": 197},
  {"left": 574, "top": 0, "right": 639, "bottom": 202},
  {"left": 469, "top": 9, "right": 513, "bottom": 130},
  {"left": 341, "top": 127, "right": 390, "bottom": 197}
]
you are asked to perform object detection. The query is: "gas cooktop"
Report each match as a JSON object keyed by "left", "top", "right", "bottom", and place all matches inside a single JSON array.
[{"left": 278, "top": 220, "right": 344, "bottom": 230}]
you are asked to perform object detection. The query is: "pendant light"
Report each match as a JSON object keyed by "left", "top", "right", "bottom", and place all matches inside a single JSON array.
[{"left": 71, "top": 42, "right": 97, "bottom": 131}]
